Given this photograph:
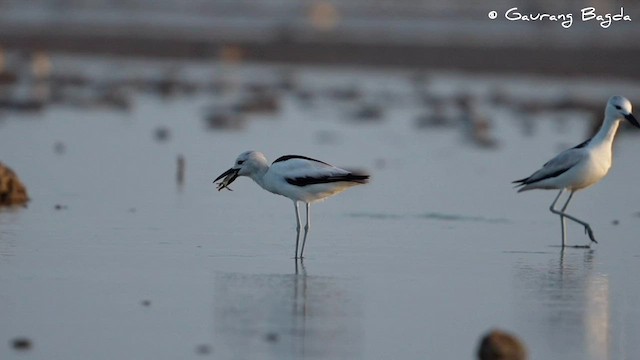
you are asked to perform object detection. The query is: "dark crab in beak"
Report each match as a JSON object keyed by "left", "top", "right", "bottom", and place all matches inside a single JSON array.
[{"left": 214, "top": 168, "right": 240, "bottom": 191}]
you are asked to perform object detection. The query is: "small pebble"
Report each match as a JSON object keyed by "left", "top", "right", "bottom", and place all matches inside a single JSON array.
[
  {"left": 141, "top": 300, "right": 151, "bottom": 307},
  {"left": 153, "top": 126, "right": 171, "bottom": 142},
  {"left": 264, "top": 332, "right": 279, "bottom": 343},
  {"left": 53, "top": 141, "right": 66, "bottom": 155},
  {"left": 11, "top": 337, "right": 32, "bottom": 351},
  {"left": 612, "top": 220, "right": 619, "bottom": 225},
  {"left": 54, "top": 204, "right": 67, "bottom": 210},
  {"left": 195, "top": 344, "right": 212, "bottom": 355}
]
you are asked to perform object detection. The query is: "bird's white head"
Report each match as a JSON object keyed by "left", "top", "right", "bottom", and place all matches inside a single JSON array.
[
  {"left": 233, "top": 151, "right": 268, "bottom": 176},
  {"left": 606, "top": 96, "right": 640, "bottom": 127},
  {"left": 214, "top": 151, "right": 269, "bottom": 191}
]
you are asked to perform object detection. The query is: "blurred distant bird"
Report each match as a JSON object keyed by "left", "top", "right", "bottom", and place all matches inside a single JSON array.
[
  {"left": 214, "top": 151, "right": 369, "bottom": 258},
  {"left": 514, "top": 96, "right": 640, "bottom": 247}
]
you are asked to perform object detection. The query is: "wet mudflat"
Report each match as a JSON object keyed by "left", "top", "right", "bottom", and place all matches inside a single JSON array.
[{"left": 1, "top": 55, "right": 640, "bottom": 359}]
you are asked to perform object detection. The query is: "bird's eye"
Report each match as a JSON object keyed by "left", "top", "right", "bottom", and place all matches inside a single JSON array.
[
  {"left": 237, "top": 160, "right": 245, "bottom": 165},
  {"left": 615, "top": 105, "right": 622, "bottom": 110}
]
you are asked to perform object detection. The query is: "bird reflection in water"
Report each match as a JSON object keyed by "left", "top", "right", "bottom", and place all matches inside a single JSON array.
[
  {"left": 213, "top": 262, "right": 362, "bottom": 359},
  {"left": 513, "top": 249, "right": 610, "bottom": 360}
]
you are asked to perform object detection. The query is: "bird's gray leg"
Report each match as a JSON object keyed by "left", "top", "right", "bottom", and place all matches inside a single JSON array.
[
  {"left": 560, "top": 191, "right": 573, "bottom": 213},
  {"left": 549, "top": 190, "right": 566, "bottom": 246},
  {"left": 558, "top": 191, "right": 576, "bottom": 246},
  {"left": 550, "top": 190, "right": 597, "bottom": 246},
  {"left": 293, "top": 201, "right": 302, "bottom": 259},
  {"left": 300, "top": 203, "right": 310, "bottom": 259}
]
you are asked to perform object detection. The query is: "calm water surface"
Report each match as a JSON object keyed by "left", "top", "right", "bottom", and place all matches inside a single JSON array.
[{"left": 1, "top": 58, "right": 640, "bottom": 359}]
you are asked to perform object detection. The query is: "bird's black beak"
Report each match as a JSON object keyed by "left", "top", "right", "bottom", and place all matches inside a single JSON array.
[
  {"left": 213, "top": 168, "right": 240, "bottom": 191},
  {"left": 625, "top": 113, "right": 640, "bottom": 128},
  {"left": 214, "top": 168, "right": 238, "bottom": 183}
]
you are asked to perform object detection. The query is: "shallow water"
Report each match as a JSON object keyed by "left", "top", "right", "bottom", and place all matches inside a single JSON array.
[{"left": 1, "top": 58, "right": 640, "bottom": 359}]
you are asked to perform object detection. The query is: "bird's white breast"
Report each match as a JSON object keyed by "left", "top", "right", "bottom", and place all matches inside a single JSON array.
[{"left": 568, "top": 145, "right": 612, "bottom": 190}]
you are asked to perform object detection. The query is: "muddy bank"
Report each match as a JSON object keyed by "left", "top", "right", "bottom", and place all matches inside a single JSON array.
[{"left": 2, "top": 35, "right": 640, "bottom": 79}]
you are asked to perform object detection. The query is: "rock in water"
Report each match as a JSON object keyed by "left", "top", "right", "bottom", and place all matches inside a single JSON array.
[
  {"left": 477, "top": 329, "right": 527, "bottom": 360},
  {"left": 0, "top": 162, "right": 29, "bottom": 206}
]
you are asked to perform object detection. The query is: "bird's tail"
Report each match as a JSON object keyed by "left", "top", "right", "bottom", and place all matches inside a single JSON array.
[
  {"left": 512, "top": 177, "right": 530, "bottom": 192},
  {"left": 347, "top": 173, "right": 370, "bottom": 184}
]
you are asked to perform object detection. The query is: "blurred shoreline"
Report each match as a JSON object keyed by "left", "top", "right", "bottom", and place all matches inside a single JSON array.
[
  {"left": 3, "top": 35, "right": 640, "bottom": 80},
  {"left": 1, "top": 0, "right": 640, "bottom": 79}
]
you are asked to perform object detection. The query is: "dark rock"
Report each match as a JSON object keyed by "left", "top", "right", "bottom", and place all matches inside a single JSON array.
[
  {"left": 11, "top": 337, "right": 32, "bottom": 351},
  {"left": 477, "top": 329, "right": 527, "bottom": 360},
  {"left": 0, "top": 162, "right": 29, "bottom": 207}
]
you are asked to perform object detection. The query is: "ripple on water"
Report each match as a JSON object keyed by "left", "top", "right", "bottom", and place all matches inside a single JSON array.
[{"left": 348, "top": 211, "right": 510, "bottom": 224}]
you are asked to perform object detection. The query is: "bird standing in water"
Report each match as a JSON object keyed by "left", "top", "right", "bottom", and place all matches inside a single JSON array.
[
  {"left": 214, "top": 151, "right": 369, "bottom": 258},
  {"left": 514, "top": 96, "right": 639, "bottom": 247}
]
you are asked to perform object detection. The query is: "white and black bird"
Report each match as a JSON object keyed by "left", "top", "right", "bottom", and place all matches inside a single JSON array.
[
  {"left": 514, "top": 95, "right": 640, "bottom": 247},
  {"left": 214, "top": 151, "right": 370, "bottom": 258}
]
